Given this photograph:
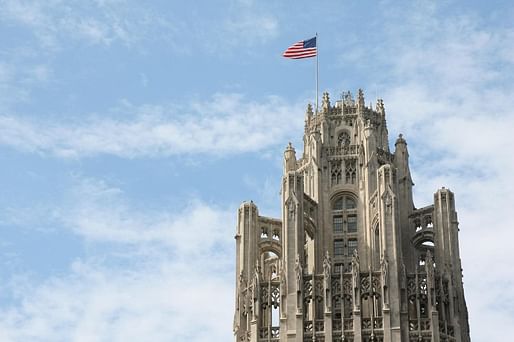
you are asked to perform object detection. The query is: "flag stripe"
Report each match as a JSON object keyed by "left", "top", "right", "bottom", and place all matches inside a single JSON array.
[
  {"left": 283, "top": 51, "right": 317, "bottom": 59},
  {"left": 283, "top": 37, "right": 317, "bottom": 59}
]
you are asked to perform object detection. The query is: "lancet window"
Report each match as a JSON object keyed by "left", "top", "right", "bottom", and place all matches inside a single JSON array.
[
  {"left": 345, "top": 159, "right": 357, "bottom": 184},
  {"left": 331, "top": 160, "right": 342, "bottom": 186},
  {"left": 332, "top": 194, "right": 359, "bottom": 266}
]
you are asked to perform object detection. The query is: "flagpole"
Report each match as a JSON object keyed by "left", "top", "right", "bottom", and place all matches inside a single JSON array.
[{"left": 316, "top": 32, "right": 319, "bottom": 115}]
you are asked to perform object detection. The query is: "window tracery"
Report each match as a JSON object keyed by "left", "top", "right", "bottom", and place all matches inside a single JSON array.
[
  {"left": 331, "top": 160, "right": 342, "bottom": 185},
  {"left": 332, "top": 194, "right": 359, "bottom": 268},
  {"left": 345, "top": 159, "right": 357, "bottom": 184},
  {"left": 338, "top": 132, "right": 351, "bottom": 147}
]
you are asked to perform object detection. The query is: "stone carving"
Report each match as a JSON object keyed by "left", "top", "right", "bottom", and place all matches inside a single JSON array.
[
  {"left": 323, "top": 251, "right": 332, "bottom": 311},
  {"left": 322, "top": 91, "right": 331, "bottom": 113},
  {"left": 286, "top": 197, "right": 296, "bottom": 219},
  {"left": 280, "top": 266, "right": 287, "bottom": 295},
  {"left": 381, "top": 255, "right": 390, "bottom": 307},
  {"left": 384, "top": 192, "right": 392, "bottom": 214},
  {"left": 351, "top": 250, "right": 360, "bottom": 310},
  {"left": 351, "top": 250, "right": 360, "bottom": 286},
  {"left": 323, "top": 251, "right": 331, "bottom": 289},
  {"left": 381, "top": 255, "right": 389, "bottom": 286},
  {"left": 295, "top": 254, "right": 303, "bottom": 312},
  {"left": 252, "top": 262, "right": 261, "bottom": 319},
  {"left": 426, "top": 250, "right": 434, "bottom": 277},
  {"left": 295, "top": 254, "right": 302, "bottom": 291}
]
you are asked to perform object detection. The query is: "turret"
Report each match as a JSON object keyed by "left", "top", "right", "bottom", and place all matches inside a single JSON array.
[
  {"left": 283, "top": 142, "right": 297, "bottom": 173},
  {"left": 393, "top": 134, "right": 414, "bottom": 270},
  {"left": 233, "top": 200, "right": 260, "bottom": 340},
  {"left": 433, "top": 188, "right": 470, "bottom": 342},
  {"left": 394, "top": 134, "right": 412, "bottom": 186}
]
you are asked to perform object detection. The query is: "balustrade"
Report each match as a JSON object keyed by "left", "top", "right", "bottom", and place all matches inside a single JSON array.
[
  {"left": 325, "top": 145, "right": 359, "bottom": 157},
  {"left": 419, "top": 318, "right": 431, "bottom": 330}
]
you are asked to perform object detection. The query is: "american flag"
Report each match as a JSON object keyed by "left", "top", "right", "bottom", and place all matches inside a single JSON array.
[{"left": 283, "top": 37, "right": 317, "bottom": 59}]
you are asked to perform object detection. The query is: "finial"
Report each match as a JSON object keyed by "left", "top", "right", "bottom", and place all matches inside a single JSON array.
[
  {"left": 342, "top": 91, "right": 354, "bottom": 106},
  {"left": 285, "top": 142, "right": 296, "bottom": 154},
  {"left": 395, "top": 133, "right": 406, "bottom": 146},
  {"left": 322, "top": 92, "right": 331, "bottom": 113},
  {"left": 376, "top": 99, "right": 385, "bottom": 113},
  {"left": 306, "top": 103, "right": 313, "bottom": 115},
  {"left": 357, "top": 89, "right": 365, "bottom": 109}
]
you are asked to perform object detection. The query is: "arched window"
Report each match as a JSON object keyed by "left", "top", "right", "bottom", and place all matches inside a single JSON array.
[
  {"left": 344, "top": 159, "right": 357, "bottom": 184},
  {"left": 333, "top": 197, "right": 344, "bottom": 210},
  {"left": 331, "top": 161, "right": 342, "bottom": 186},
  {"left": 332, "top": 194, "right": 358, "bottom": 259}
]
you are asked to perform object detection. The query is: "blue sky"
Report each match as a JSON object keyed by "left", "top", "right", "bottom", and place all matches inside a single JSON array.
[{"left": 1, "top": 0, "right": 513, "bottom": 341}]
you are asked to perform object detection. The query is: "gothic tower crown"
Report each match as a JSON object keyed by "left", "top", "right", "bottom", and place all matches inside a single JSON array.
[{"left": 233, "top": 89, "right": 470, "bottom": 342}]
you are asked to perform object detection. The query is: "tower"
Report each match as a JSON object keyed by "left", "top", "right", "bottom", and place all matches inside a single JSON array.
[{"left": 233, "top": 90, "right": 470, "bottom": 342}]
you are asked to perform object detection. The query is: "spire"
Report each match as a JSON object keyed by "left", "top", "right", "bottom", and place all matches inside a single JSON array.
[
  {"left": 305, "top": 103, "right": 313, "bottom": 121},
  {"left": 394, "top": 133, "right": 412, "bottom": 185},
  {"left": 357, "top": 88, "right": 365, "bottom": 110},
  {"left": 322, "top": 92, "right": 330, "bottom": 113}
]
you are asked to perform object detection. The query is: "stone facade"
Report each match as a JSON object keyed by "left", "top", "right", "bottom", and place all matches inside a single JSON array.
[{"left": 233, "top": 90, "right": 470, "bottom": 342}]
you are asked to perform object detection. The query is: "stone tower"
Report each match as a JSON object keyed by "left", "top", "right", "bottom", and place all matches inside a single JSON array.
[{"left": 233, "top": 90, "right": 470, "bottom": 342}]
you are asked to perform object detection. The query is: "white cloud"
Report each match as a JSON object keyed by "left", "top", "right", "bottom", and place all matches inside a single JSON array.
[
  {"left": 0, "top": 260, "right": 234, "bottom": 342},
  {"left": 212, "top": 0, "right": 279, "bottom": 50},
  {"left": 225, "top": 13, "right": 278, "bottom": 44},
  {"left": 0, "top": 0, "right": 175, "bottom": 48},
  {"left": 0, "top": 0, "right": 278, "bottom": 54},
  {"left": 0, "top": 94, "right": 305, "bottom": 158},
  {"left": 0, "top": 62, "right": 31, "bottom": 110},
  {"left": 0, "top": 177, "right": 236, "bottom": 342},
  {"left": 63, "top": 177, "right": 235, "bottom": 257}
]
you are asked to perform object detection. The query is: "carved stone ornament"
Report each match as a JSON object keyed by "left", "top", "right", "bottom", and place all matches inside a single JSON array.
[
  {"left": 295, "top": 254, "right": 303, "bottom": 292},
  {"left": 351, "top": 249, "right": 360, "bottom": 290},
  {"left": 383, "top": 192, "right": 393, "bottom": 214},
  {"left": 286, "top": 196, "right": 296, "bottom": 219},
  {"left": 380, "top": 255, "right": 389, "bottom": 287},
  {"left": 400, "top": 263, "right": 407, "bottom": 289},
  {"left": 381, "top": 255, "right": 390, "bottom": 306},
  {"left": 425, "top": 250, "right": 435, "bottom": 287},
  {"left": 323, "top": 251, "right": 332, "bottom": 289},
  {"left": 280, "top": 266, "right": 287, "bottom": 296}
]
